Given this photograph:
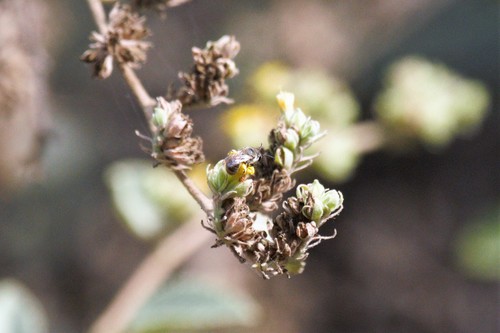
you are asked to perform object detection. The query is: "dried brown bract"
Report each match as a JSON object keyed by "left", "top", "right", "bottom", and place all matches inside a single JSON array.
[
  {"left": 144, "top": 97, "right": 204, "bottom": 169},
  {"left": 176, "top": 35, "right": 240, "bottom": 107},
  {"left": 247, "top": 169, "right": 295, "bottom": 213},
  {"left": 220, "top": 198, "right": 262, "bottom": 251},
  {"left": 81, "top": 3, "right": 151, "bottom": 79}
]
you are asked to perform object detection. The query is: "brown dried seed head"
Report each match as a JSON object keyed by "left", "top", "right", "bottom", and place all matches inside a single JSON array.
[
  {"left": 149, "top": 98, "right": 204, "bottom": 169},
  {"left": 176, "top": 36, "right": 240, "bottom": 106},
  {"left": 222, "top": 198, "right": 255, "bottom": 240},
  {"left": 160, "top": 136, "right": 204, "bottom": 169},
  {"left": 212, "top": 35, "right": 240, "bottom": 59},
  {"left": 81, "top": 3, "right": 151, "bottom": 79},
  {"left": 164, "top": 111, "right": 193, "bottom": 139},
  {"left": 296, "top": 222, "right": 318, "bottom": 239}
]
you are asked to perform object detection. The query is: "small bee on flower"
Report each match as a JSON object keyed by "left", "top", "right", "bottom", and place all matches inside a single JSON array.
[{"left": 224, "top": 147, "right": 262, "bottom": 181}]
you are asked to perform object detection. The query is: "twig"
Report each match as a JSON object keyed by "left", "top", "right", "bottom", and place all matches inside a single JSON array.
[
  {"left": 117, "top": 62, "right": 156, "bottom": 122},
  {"left": 86, "top": 0, "right": 107, "bottom": 35},
  {"left": 86, "top": 0, "right": 156, "bottom": 122},
  {"left": 85, "top": 0, "right": 212, "bottom": 214},
  {"left": 174, "top": 170, "right": 213, "bottom": 214},
  {"left": 84, "top": 1, "right": 215, "bottom": 332},
  {"left": 88, "top": 218, "right": 213, "bottom": 333},
  {"left": 115, "top": 64, "right": 212, "bottom": 213},
  {"left": 116, "top": 63, "right": 212, "bottom": 213}
]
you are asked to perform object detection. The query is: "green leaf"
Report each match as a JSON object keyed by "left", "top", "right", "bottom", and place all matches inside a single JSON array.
[
  {"left": 374, "top": 56, "right": 490, "bottom": 147},
  {"left": 104, "top": 159, "right": 198, "bottom": 240},
  {"left": 454, "top": 205, "right": 500, "bottom": 281},
  {"left": 129, "top": 279, "right": 261, "bottom": 332},
  {"left": 0, "top": 279, "right": 49, "bottom": 333},
  {"left": 313, "top": 131, "right": 360, "bottom": 183}
]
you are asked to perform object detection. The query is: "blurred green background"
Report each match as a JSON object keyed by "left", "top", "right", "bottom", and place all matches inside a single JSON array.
[{"left": 0, "top": 0, "right": 498, "bottom": 332}]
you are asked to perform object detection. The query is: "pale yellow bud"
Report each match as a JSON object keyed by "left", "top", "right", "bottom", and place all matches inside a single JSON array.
[{"left": 276, "top": 91, "right": 295, "bottom": 112}]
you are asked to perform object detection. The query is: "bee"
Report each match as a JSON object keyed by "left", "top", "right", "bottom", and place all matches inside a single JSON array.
[{"left": 224, "top": 147, "right": 263, "bottom": 178}]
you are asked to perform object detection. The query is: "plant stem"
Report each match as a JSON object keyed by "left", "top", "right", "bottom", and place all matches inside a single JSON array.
[
  {"left": 84, "top": 1, "right": 215, "bottom": 332},
  {"left": 117, "top": 62, "right": 156, "bottom": 122},
  {"left": 174, "top": 170, "right": 213, "bottom": 214},
  {"left": 115, "top": 64, "right": 212, "bottom": 213},
  {"left": 86, "top": 0, "right": 155, "bottom": 122},
  {"left": 88, "top": 218, "right": 213, "bottom": 333},
  {"left": 85, "top": 0, "right": 212, "bottom": 214},
  {"left": 86, "top": 0, "right": 107, "bottom": 35}
]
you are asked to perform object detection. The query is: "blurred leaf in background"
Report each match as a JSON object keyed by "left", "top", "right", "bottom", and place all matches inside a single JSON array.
[
  {"left": 129, "top": 279, "right": 261, "bottom": 332},
  {"left": 0, "top": 0, "right": 51, "bottom": 198},
  {"left": 104, "top": 159, "right": 201, "bottom": 240},
  {"left": 374, "top": 56, "right": 491, "bottom": 148},
  {"left": 250, "top": 62, "right": 360, "bottom": 127},
  {"left": 222, "top": 104, "right": 276, "bottom": 148},
  {"left": 0, "top": 279, "right": 49, "bottom": 333},
  {"left": 314, "top": 130, "right": 361, "bottom": 182},
  {"left": 454, "top": 205, "right": 500, "bottom": 281}
]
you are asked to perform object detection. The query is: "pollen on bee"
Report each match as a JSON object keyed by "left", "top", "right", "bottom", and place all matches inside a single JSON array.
[
  {"left": 235, "top": 163, "right": 255, "bottom": 182},
  {"left": 246, "top": 165, "right": 255, "bottom": 176}
]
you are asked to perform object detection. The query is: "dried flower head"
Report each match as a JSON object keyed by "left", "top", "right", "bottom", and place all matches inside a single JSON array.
[
  {"left": 176, "top": 35, "right": 240, "bottom": 107},
  {"left": 81, "top": 3, "right": 151, "bottom": 79},
  {"left": 140, "top": 97, "right": 204, "bottom": 169}
]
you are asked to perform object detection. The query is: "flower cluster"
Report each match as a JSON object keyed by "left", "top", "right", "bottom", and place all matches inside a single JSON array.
[
  {"left": 205, "top": 92, "right": 344, "bottom": 278},
  {"left": 270, "top": 92, "right": 326, "bottom": 172},
  {"left": 142, "top": 97, "right": 204, "bottom": 169},
  {"left": 81, "top": 3, "right": 151, "bottom": 79},
  {"left": 176, "top": 35, "right": 240, "bottom": 107}
]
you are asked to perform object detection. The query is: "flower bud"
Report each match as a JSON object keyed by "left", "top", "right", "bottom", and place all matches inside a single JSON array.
[
  {"left": 283, "top": 128, "right": 300, "bottom": 151},
  {"left": 297, "top": 180, "right": 343, "bottom": 223},
  {"left": 302, "top": 199, "right": 324, "bottom": 223},
  {"left": 274, "top": 147, "right": 294, "bottom": 170},
  {"left": 231, "top": 178, "right": 254, "bottom": 197},
  {"left": 299, "top": 118, "right": 322, "bottom": 146},
  {"left": 276, "top": 91, "right": 295, "bottom": 113},
  {"left": 308, "top": 179, "right": 326, "bottom": 198},
  {"left": 289, "top": 108, "right": 308, "bottom": 129},
  {"left": 152, "top": 106, "right": 169, "bottom": 128},
  {"left": 322, "top": 189, "right": 343, "bottom": 214},
  {"left": 207, "top": 161, "right": 229, "bottom": 194}
]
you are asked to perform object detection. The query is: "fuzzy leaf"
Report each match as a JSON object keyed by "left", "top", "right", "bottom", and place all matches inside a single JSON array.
[
  {"left": 129, "top": 280, "right": 261, "bottom": 332},
  {"left": 104, "top": 159, "right": 197, "bottom": 240},
  {"left": 0, "top": 280, "right": 48, "bottom": 333}
]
